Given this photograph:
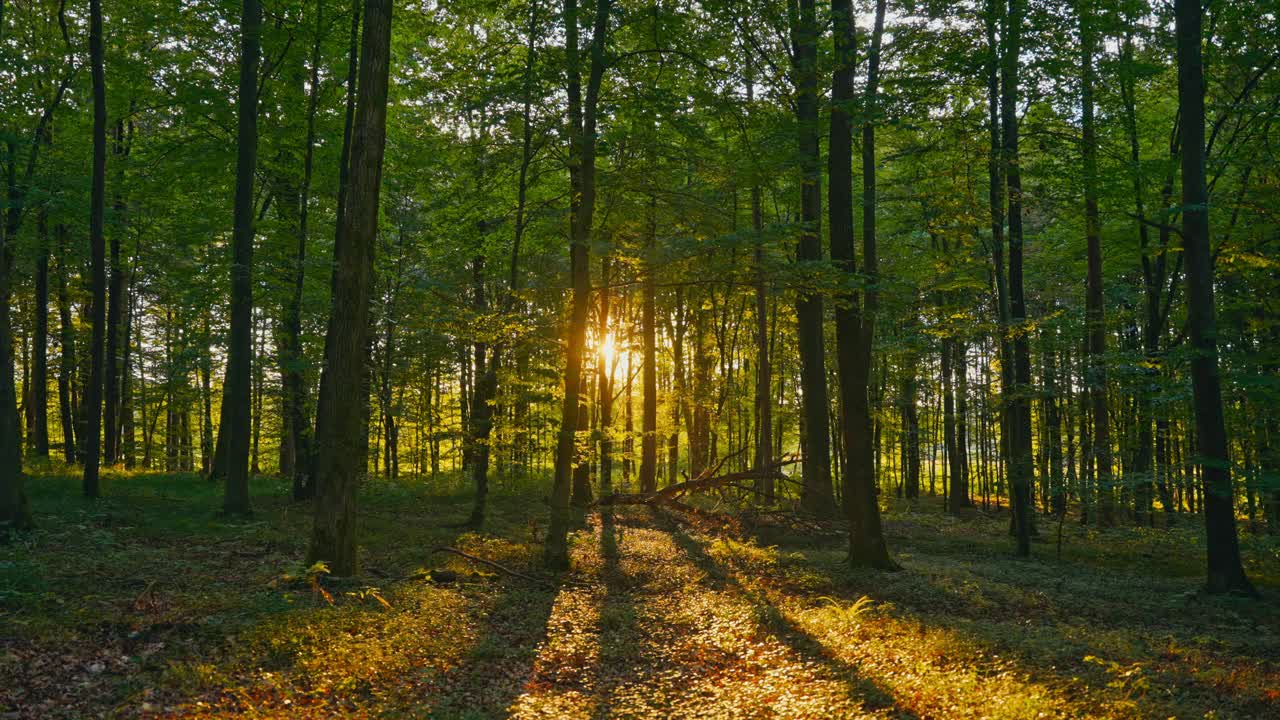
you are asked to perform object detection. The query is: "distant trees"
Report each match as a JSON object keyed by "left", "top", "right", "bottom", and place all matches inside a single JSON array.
[{"left": 0, "top": 0, "right": 1274, "bottom": 597}]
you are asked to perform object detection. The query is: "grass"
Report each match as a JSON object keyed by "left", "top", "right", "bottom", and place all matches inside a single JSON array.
[{"left": 1, "top": 470, "right": 1277, "bottom": 718}]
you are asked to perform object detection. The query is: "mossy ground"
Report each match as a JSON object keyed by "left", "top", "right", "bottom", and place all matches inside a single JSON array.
[{"left": 1, "top": 469, "right": 1277, "bottom": 718}]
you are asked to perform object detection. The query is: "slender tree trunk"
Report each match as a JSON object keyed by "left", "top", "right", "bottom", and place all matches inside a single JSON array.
[
  {"left": 640, "top": 197, "right": 658, "bottom": 493},
  {"left": 82, "top": 0, "right": 108, "bottom": 498},
  {"left": 0, "top": 180, "right": 28, "bottom": 526},
  {"left": 284, "top": 0, "right": 325, "bottom": 500},
  {"left": 103, "top": 119, "right": 130, "bottom": 466},
  {"left": 220, "top": 0, "right": 262, "bottom": 513},
  {"left": 545, "top": 0, "right": 611, "bottom": 569},
  {"left": 55, "top": 226, "right": 77, "bottom": 465},
  {"left": 791, "top": 0, "right": 834, "bottom": 515},
  {"left": 1079, "top": 0, "right": 1113, "bottom": 527},
  {"left": 1003, "top": 0, "right": 1034, "bottom": 555},
  {"left": 31, "top": 213, "right": 50, "bottom": 457},
  {"left": 467, "top": 255, "right": 497, "bottom": 526},
  {"left": 120, "top": 283, "right": 135, "bottom": 469},
  {"left": 1173, "top": 0, "right": 1255, "bottom": 596},
  {"left": 830, "top": 0, "right": 895, "bottom": 568},
  {"left": 308, "top": 0, "right": 392, "bottom": 576},
  {"left": 596, "top": 257, "right": 613, "bottom": 496}
]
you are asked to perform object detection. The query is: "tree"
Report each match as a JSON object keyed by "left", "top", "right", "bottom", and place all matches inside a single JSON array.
[
  {"left": 308, "top": 0, "right": 394, "bottom": 577},
  {"left": 1002, "top": 0, "right": 1033, "bottom": 557},
  {"left": 831, "top": 0, "right": 896, "bottom": 569},
  {"left": 544, "top": 0, "right": 612, "bottom": 570},
  {"left": 1079, "top": 0, "right": 1113, "bottom": 527},
  {"left": 83, "top": 0, "right": 108, "bottom": 499},
  {"left": 790, "top": 0, "right": 834, "bottom": 516},
  {"left": 1173, "top": 0, "right": 1255, "bottom": 596},
  {"left": 221, "top": 0, "right": 263, "bottom": 516}
]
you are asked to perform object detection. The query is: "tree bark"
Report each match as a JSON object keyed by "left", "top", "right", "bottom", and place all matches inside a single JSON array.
[
  {"left": 83, "top": 0, "right": 108, "bottom": 498},
  {"left": 791, "top": 0, "right": 834, "bottom": 516},
  {"left": 545, "top": 0, "right": 611, "bottom": 570},
  {"left": 1079, "top": 0, "right": 1113, "bottom": 527},
  {"left": 640, "top": 196, "right": 658, "bottom": 493},
  {"left": 31, "top": 213, "right": 50, "bottom": 457},
  {"left": 1173, "top": 0, "right": 1255, "bottom": 595},
  {"left": 831, "top": 0, "right": 895, "bottom": 568},
  {"left": 308, "top": 0, "right": 393, "bottom": 577},
  {"left": 220, "top": 0, "right": 262, "bottom": 514},
  {"left": 1002, "top": 0, "right": 1034, "bottom": 556}
]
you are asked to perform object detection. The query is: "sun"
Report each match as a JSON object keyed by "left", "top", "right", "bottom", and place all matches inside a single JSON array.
[{"left": 599, "top": 333, "right": 617, "bottom": 366}]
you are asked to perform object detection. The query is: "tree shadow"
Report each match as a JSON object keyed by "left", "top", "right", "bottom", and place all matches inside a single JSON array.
[
  {"left": 662, "top": 517, "right": 921, "bottom": 719},
  {"left": 758, "top": 523, "right": 1280, "bottom": 719}
]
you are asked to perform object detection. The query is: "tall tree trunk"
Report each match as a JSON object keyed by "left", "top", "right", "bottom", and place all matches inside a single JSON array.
[
  {"left": 1173, "top": 0, "right": 1255, "bottom": 596},
  {"left": 507, "top": 0, "right": 540, "bottom": 481},
  {"left": 791, "top": 0, "right": 834, "bottom": 515},
  {"left": 1002, "top": 0, "right": 1034, "bottom": 555},
  {"left": 689, "top": 300, "right": 711, "bottom": 477},
  {"left": 83, "top": 0, "right": 108, "bottom": 498},
  {"left": 545, "top": 0, "right": 611, "bottom": 569},
  {"left": 750, "top": 104, "right": 773, "bottom": 500},
  {"left": 220, "top": 0, "right": 262, "bottom": 513},
  {"left": 119, "top": 283, "right": 135, "bottom": 469},
  {"left": 467, "top": 254, "right": 497, "bottom": 526},
  {"left": 31, "top": 213, "right": 50, "bottom": 457},
  {"left": 0, "top": 180, "right": 28, "bottom": 526},
  {"left": 55, "top": 226, "right": 77, "bottom": 465},
  {"left": 307, "top": 0, "right": 392, "bottom": 576},
  {"left": 596, "top": 257, "right": 613, "bottom": 496},
  {"left": 103, "top": 119, "right": 130, "bottom": 466},
  {"left": 285, "top": 0, "right": 326, "bottom": 501},
  {"left": 831, "top": 0, "right": 895, "bottom": 568},
  {"left": 901, "top": 342, "right": 920, "bottom": 501},
  {"left": 640, "top": 197, "right": 658, "bottom": 493},
  {"left": 1079, "top": 0, "right": 1113, "bottom": 527}
]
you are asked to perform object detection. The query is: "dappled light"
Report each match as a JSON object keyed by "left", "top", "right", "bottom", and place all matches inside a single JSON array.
[
  {"left": 2, "top": 0, "right": 1278, "bottom": 717},
  {"left": 3, "top": 473, "right": 1277, "bottom": 718}
]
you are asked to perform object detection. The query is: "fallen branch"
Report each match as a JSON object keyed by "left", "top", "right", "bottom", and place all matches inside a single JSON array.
[
  {"left": 594, "top": 458, "right": 800, "bottom": 508},
  {"left": 431, "top": 546, "right": 552, "bottom": 588}
]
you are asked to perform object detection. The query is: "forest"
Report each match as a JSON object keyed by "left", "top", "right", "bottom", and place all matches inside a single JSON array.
[{"left": 1, "top": 0, "right": 1279, "bottom": 717}]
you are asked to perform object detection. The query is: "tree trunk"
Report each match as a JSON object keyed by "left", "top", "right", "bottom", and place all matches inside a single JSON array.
[
  {"left": 1173, "top": 0, "right": 1255, "bottom": 596},
  {"left": 55, "top": 226, "right": 77, "bottom": 465},
  {"left": 467, "top": 254, "right": 497, "bottom": 526},
  {"left": 82, "top": 0, "right": 108, "bottom": 498},
  {"left": 640, "top": 197, "right": 658, "bottom": 494},
  {"left": 103, "top": 119, "right": 130, "bottom": 466},
  {"left": 596, "top": 257, "right": 613, "bottom": 496},
  {"left": 545, "top": 0, "right": 611, "bottom": 569},
  {"left": 308, "top": 0, "right": 392, "bottom": 575},
  {"left": 1079, "top": 0, "right": 1114, "bottom": 527},
  {"left": 830, "top": 0, "right": 895, "bottom": 568},
  {"left": 1002, "top": 0, "right": 1034, "bottom": 556},
  {"left": 220, "top": 0, "right": 262, "bottom": 513},
  {"left": 30, "top": 213, "right": 50, "bottom": 457},
  {"left": 282, "top": 0, "right": 326, "bottom": 500},
  {"left": 791, "top": 0, "right": 834, "bottom": 516}
]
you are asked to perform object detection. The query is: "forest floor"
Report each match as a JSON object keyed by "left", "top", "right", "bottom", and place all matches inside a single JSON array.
[{"left": 2, "top": 470, "right": 1278, "bottom": 719}]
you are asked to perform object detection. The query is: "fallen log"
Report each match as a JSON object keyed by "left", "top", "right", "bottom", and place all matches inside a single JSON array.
[
  {"left": 593, "top": 458, "right": 800, "bottom": 508},
  {"left": 430, "top": 546, "right": 553, "bottom": 587}
]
